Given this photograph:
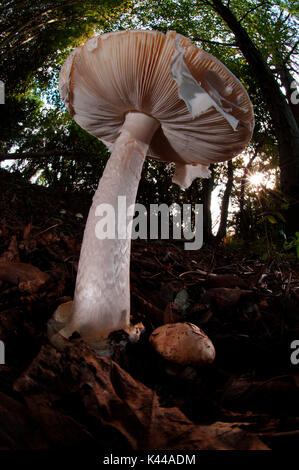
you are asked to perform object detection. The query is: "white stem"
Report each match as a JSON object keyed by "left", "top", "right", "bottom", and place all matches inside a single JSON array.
[{"left": 61, "top": 112, "right": 159, "bottom": 340}]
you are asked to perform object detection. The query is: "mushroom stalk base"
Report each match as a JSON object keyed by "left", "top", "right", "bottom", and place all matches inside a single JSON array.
[{"left": 60, "top": 112, "right": 159, "bottom": 340}]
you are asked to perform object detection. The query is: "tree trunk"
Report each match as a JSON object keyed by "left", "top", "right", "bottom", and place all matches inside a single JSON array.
[
  {"left": 202, "top": 164, "right": 214, "bottom": 242},
  {"left": 210, "top": 0, "right": 299, "bottom": 235},
  {"left": 239, "top": 145, "right": 260, "bottom": 238},
  {"left": 216, "top": 160, "right": 233, "bottom": 241}
]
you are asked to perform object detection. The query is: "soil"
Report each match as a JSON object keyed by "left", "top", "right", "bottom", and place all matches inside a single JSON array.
[{"left": 0, "top": 168, "right": 299, "bottom": 451}]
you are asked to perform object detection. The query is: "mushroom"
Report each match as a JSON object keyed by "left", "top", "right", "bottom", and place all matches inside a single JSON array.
[
  {"left": 52, "top": 30, "right": 254, "bottom": 344},
  {"left": 149, "top": 322, "right": 216, "bottom": 367}
]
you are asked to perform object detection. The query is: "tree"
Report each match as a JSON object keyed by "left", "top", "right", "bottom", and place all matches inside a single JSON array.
[
  {"left": 197, "top": 0, "right": 299, "bottom": 234},
  {"left": 112, "top": 0, "right": 299, "bottom": 234},
  {"left": 0, "top": 0, "right": 128, "bottom": 192},
  {"left": 0, "top": 0, "right": 127, "bottom": 163},
  {"left": 0, "top": 0, "right": 126, "bottom": 91},
  {"left": 200, "top": 165, "right": 215, "bottom": 242},
  {"left": 2, "top": 0, "right": 298, "bottom": 242},
  {"left": 216, "top": 160, "right": 233, "bottom": 241}
]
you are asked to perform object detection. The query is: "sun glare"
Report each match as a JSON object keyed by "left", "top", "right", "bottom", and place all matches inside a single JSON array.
[{"left": 248, "top": 172, "right": 266, "bottom": 187}]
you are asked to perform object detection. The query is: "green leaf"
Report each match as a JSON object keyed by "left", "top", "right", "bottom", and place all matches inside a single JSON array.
[
  {"left": 267, "top": 215, "right": 277, "bottom": 224},
  {"left": 274, "top": 211, "right": 286, "bottom": 222}
]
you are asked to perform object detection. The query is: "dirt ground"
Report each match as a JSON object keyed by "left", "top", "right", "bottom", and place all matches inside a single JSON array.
[{"left": 0, "top": 168, "right": 299, "bottom": 451}]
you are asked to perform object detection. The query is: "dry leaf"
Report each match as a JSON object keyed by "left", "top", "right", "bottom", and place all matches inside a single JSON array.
[
  {"left": 0, "top": 236, "right": 20, "bottom": 262},
  {"left": 14, "top": 343, "right": 269, "bottom": 450},
  {"left": 0, "top": 262, "right": 49, "bottom": 293},
  {"left": 202, "top": 287, "right": 252, "bottom": 309}
]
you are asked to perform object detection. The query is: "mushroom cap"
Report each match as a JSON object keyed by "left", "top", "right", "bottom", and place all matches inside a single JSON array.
[
  {"left": 59, "top": 30, "right": 254, "bottom": 168},
  {"left": 149, "top": 322, "right": 216, "bottom": 366}
]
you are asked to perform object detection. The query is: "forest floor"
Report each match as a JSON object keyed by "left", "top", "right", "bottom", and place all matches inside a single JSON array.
[{"left": 0, "top": 168, "right": 299, "bottom": 451}]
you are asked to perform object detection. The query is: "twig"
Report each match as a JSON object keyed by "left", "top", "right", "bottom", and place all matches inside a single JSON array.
[
  {"left": 238, "top": 1, "right": 269, "bottom": 23},
  {"left": 245, "top": 375, "right": 293, "bottom": 399},
  {"left": 285, "top": 272, "right": 292, "bottom": 297},
  {"left": 179, "top": 270, "right": 208, "bottom": 278},
  {"left": 283, "top": 41, "right": 299, "bottom": 65},
  {"left": 33, "top": 223, "right": 63, "bottom": 238},
  {"left": 192, "top": 35, "right": 237, "bottom": 47}
]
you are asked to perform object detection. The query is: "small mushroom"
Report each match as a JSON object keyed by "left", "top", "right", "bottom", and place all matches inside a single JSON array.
[
  {"left": 149, "top": 322, "right": 216, "bottom": 366},
  {"left": 51, "top": 30, "right": 254, "bottom": 346}
]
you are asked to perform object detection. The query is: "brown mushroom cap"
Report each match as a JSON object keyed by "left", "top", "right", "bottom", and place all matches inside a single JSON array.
[
  {"left": 59, "top": 30, "right": 254, "bottom": 168},
  {"left": 149, "top": 322, "right": 216, "bottom": 366}
]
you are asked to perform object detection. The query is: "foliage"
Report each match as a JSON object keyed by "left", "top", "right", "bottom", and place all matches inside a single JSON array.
[
  {"left": 1, "top": 0, "right": 299, "bottom": 241},
  {"left": 0, "top": 0, "right": 129, "bottom": 192},
  {"left": 0, "top": 0, "right": 128, "bottom": 91},
  {"left": 283, "top": 232, "right": 299, "bottom": 258},
  {"left": 9, "top": 110, "right": 111, "bottom": 193}
]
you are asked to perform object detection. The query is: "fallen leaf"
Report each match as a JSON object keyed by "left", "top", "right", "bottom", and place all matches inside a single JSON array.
[
  {"left": 23, "top": 223, "right": 32, "bottom": 240},
  {"left": 0, "top": 236, "right": 20, "bottom": 262},
  {"left": 14, "top": 343, "right": 269, "bottom": 450},
  {"left": 202, "top": 288, "right": 252, "bottom": 310},
  {"left": 0, "top": 392, "right": 48, "bottom": 450},
  {"left": 204, "top": 273, "right": 248, "bottom": 289},
  {"left": 0, "top": 262, "right": 49, "bottom": 293},
  {"left": 162, "top": 302, "right": 181, "bottom": 324}
]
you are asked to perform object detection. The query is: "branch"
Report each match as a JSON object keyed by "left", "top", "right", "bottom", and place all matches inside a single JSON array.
[
  {"left": 289, "top": 63, "right": 299, "bottom": 75},
  {"left": 0, "top": 151, "right": 100, "bottom": 163},
  {"left": 0, "top": 10, "right": 56, "bottom": 50},
  {"left": 0, "top": 0, "right": 27, "bottom": 12},
  {"left": 238, "top": 1, "right": 269, "bottom": 23},
  {"left": 247, "top": 144, "right": 261, "bottom": 169},
  {"left": 0, "top": 1, "right": 79, "bottom": 50},
  {"left": 197, "top": 0, "right": 214, "bottom": 6},
  {"left": 192, "top": 35, "right": 237, "bottom": 47},
  {"left": 283, "top": 41, "right": 299, "bottom": 65}
]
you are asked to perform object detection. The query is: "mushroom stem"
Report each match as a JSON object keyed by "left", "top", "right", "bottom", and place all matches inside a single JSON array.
[{"left": 60, "top": 112, "right": 159, "bottom": 340}]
